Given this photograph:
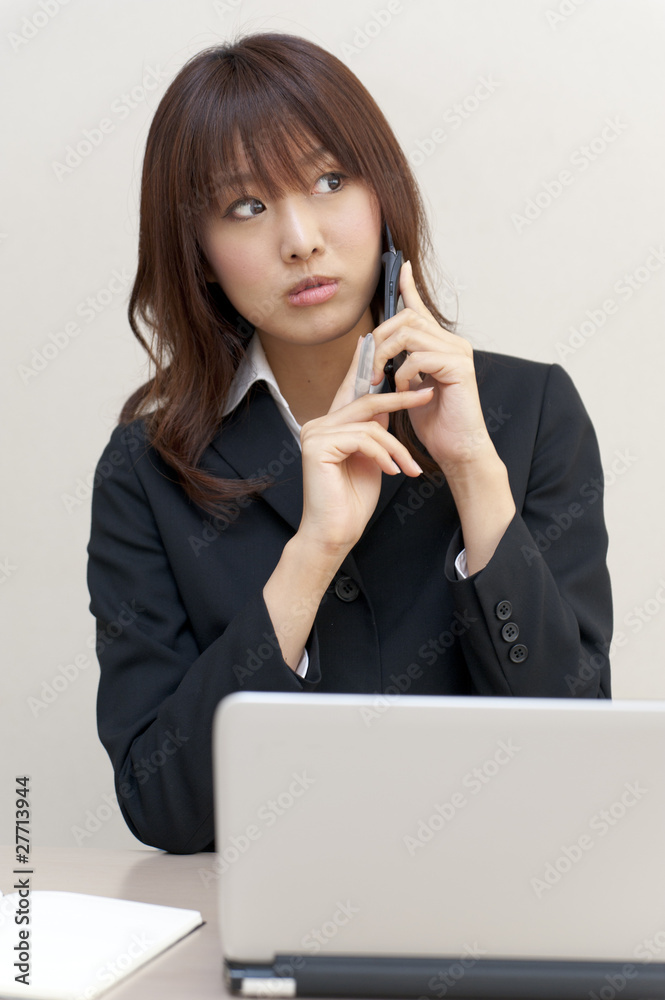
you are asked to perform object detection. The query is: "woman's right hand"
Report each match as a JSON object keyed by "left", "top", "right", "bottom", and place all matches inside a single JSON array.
[{"left": 297, "top": 336, "right": 434, "bottom": 556}]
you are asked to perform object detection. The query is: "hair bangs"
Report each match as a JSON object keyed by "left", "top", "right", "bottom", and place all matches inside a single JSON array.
[{"left": 187, "top": 64, "right": 366, "bottom": 227}]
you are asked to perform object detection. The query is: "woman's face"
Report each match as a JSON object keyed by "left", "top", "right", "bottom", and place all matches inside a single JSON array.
[{"left": 198, "top": 145, "right": 383, "bottom": 347}]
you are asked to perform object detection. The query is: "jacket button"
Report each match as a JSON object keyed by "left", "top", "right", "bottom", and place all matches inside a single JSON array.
[
  {"left": 509, "top": 643, "right": 528, "bottom": 663},
  {"left": 334, "top": 575, "right": 360, "bottom": 602},
  {"left": 495, "top": 600, "right": 512, "bottom": 620},
  {"left": 501, "top": 622, "right": 519, "bottom": 642}
]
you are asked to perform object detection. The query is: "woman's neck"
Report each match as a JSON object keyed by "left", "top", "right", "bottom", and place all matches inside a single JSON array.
[{"left": 257, "top": 307, "right": 374, "bottom": 426}]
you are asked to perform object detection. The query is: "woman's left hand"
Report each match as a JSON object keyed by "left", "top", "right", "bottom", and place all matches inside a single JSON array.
[{"left": 371, "top": 259, "right": 495, "bottom": 476}]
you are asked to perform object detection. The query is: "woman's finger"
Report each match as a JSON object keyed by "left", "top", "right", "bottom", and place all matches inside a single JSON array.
[
  {"left": 398, "top": 259, "right": 431, "bottom": 320},
  {"left": 392, "top": 351, "right": 474, "bottom": 392},
  {"left": 371, "top": 319, "right": 467, "bottom": 384},
  {"left": 319, "top": 384, "right": 434, "bottom": 428},
  {"left": 302, "top": 420, "right": 424, "bottom": 477}
]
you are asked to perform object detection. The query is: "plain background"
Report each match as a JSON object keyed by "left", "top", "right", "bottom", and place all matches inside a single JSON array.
[{"left": 1, "top": 0, "right": 664, "bottom": 851}]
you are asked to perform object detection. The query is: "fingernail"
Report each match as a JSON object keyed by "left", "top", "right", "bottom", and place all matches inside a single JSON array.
[
  {"left": 416, "top": 384, "right": 434, "bottom": 392},
  {"left": 413, "top": 461, "right": 424, "bottom": 475}
]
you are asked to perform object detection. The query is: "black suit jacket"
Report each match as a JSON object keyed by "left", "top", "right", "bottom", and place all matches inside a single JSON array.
[{"left": 87, "top": 351, "right": 612, "bottom": 853}]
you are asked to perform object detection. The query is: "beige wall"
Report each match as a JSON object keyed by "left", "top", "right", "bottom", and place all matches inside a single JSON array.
[{"left": 2, "top": 0, "right": 664, "bottom": 850}]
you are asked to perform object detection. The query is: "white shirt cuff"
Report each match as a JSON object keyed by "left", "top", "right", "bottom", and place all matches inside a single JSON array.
[
  {"left": 294, "top": 649, "right": 309, "bottom": 678},
  {"left": 454, "top": 548, "right": 469, "bottom": 580}
]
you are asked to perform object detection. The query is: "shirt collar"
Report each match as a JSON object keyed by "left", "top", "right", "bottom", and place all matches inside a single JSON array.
[
  {"left": 222, "top": 332, "right": 386, "bottom": 446},
  {"left": 221, "top": 333, "right": 302, "bottom": 444}
]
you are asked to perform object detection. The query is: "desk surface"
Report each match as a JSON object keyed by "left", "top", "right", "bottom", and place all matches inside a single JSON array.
[{"left": 0, "top": 845, "right": 227, "bottom": 998}]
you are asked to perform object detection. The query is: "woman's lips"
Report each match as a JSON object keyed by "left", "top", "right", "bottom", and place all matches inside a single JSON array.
[{"left": 287, "top": 280, "right": 339, "bottom": 306}]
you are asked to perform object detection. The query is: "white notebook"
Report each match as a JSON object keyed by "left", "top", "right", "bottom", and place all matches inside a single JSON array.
[{"left": 0, "top": 889, "right": 203, "bottom": 999}]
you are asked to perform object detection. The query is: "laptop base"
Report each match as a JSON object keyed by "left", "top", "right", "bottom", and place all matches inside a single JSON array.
[{"left": 225, "top": 954, "right": 665, "bottom": 998}]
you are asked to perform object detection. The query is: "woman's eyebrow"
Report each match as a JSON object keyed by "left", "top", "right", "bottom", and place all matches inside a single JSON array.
[{"left": 225, "top": 145, "right": 333, "bottom": 187}]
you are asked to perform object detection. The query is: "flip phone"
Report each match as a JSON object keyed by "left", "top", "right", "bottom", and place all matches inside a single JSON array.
[
  {"left": 382, "top": 223, "right": 403, "bottom": 322},
  {"left": 354, "top": 223, "right": 405, "bottom": 398},
  {"left": 381, "top": 223, "right": 406, "bottom": 391}
]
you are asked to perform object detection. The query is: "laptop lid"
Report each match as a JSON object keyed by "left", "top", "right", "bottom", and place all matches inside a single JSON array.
[{"left": 212, "top": 693, "right": 665, "bottom": 995}]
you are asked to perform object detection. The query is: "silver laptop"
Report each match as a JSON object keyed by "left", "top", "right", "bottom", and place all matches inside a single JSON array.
[{"left": 212, "top": 693, "right": 665, "bottom": 998}]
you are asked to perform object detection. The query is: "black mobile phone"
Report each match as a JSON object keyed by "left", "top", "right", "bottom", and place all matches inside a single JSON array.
[
  {"left": 353, "top": 224, "right": 407, "bottom": 399},
  {"left": 382, "top": 223, "right": 406, "bottom": 390},
  {"left": 383, "top": 223, "right": 403, "bottom": 321}
]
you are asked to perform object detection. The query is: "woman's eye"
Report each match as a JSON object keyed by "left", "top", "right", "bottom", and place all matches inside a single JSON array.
[
  {"left": 314, "top": 172, "right": 346, "bottom": 193},
  {"left": 228, "top": 197, "right": 265, "bottom": 220}
]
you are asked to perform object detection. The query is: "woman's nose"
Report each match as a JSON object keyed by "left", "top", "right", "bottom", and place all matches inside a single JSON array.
[{"left": 277, "top": 200, "right": 322, "bottom": 262}]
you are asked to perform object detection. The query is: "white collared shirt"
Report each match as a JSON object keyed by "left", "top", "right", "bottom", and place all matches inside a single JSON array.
[
  {"left": 222, "top": 332, "right": 386, "bottom": 441},
  {"left": 222, "top": 333, "right": 468, "bottom": 679}
]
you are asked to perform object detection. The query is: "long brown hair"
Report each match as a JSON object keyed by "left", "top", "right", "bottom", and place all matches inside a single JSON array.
[{"left": 121, "top": 32, "right": 455, "bottom": 518}]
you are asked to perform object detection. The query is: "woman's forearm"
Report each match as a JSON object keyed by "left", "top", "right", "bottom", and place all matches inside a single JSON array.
[
  {"left": 445, "top": 450, "right": 517, "bottom": 576},
  {"left": 263, "top": 534, "right": 347, "bottom": 670}
]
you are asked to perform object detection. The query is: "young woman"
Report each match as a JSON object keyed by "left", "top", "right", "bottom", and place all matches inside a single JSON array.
[{"left": 87, "top": 33, "right": 613, "bottom": 854}]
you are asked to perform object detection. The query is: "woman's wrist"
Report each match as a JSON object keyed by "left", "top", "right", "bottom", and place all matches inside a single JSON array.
[
  {"left": 443, "top": 450, "right": 516, "bottom": 576},
  {"left": 263, "top": 533, "right": 345, "bottom": 672},
  {"left": 442, "top": 441, "right": 508, "bottom": 494},
  {"left": 287, "top": 530, "right": 350, "bottom": 584}
]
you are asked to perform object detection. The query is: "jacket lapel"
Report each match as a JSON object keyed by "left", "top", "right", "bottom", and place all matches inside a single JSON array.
[
  {"left": 207, "top": 383, "right": 305, "bottom": 532},
  {"left": 207, "top": 381, "right": 411, "bottom": 535}
]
